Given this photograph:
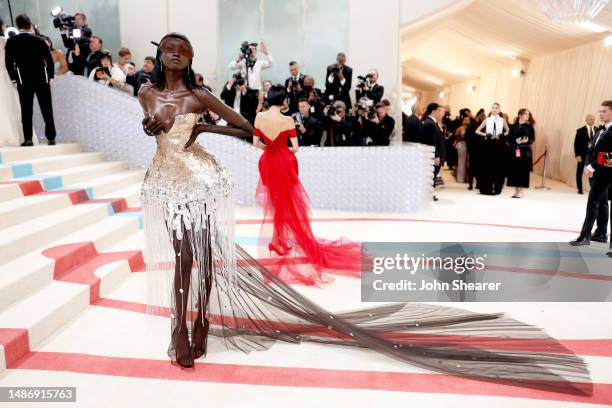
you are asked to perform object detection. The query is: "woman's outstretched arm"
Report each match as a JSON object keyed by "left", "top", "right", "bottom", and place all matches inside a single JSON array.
[{"left": 185, "top": 87, "right": 254, "bottom": 148}]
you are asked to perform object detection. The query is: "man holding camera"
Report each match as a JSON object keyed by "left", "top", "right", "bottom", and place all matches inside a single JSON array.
[
  {"left": 126, "top": 56, "right": 155, "bottom": 96},
  {"left": 59, "top": 12, "right": 93, "bottom": 76},
  {"left": 293, "top": 99, "right": 321, "bottom": 146},
  {"left": 228, "top": 41, "right": 273, "bottom": 91},
  {"left": 301, "top": 75, "right": 325, "bottom": 119},
  {"left": 322, "top": 101, "right": 352, "bottom": 146},
  {"left": 220, "top": 73, "right": 257, "bottom": 128},
  {"left": 355, "top": 69, "right": 384, "bottom": 104},
  {"left": 5, "top": 14, "right": 56, "bottom": 146},
  {"left": 285, "top": 61, "right": 305, "bottom": 114},
  {"left": 370, "top": 101, "right": 395, "bottom": 146},
  {"left": 325, "top": 52, "right": 353, "bottom": 109},
  {"left": 351, "top": 98, "right": 378, "bottom": 146}
]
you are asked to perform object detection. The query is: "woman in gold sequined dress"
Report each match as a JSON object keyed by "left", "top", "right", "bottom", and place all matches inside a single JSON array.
[{"left": 137, "top": 33, "right": 591, "bottom": 397}]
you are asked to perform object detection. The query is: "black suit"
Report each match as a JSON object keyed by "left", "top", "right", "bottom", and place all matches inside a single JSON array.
[
  {"left": 5, "top": 31, "right": 56, "bottom": 143},
  {"left": 574, "top": 125, "right": 594, "bottom": 192},
  {"left": 579, "top": 126, "right": 612, "bottom": 241},
  {"left": 294, "top": 113, "right": 321, "bottom": 146},
  {"left": 285, "top": 74, "right": 306, "bottom": 114},
  {"left": 355, "top": 83, "right": 384, "bottom": 104},
  {"left": 220, "top": 83, "right": 257, "bottom": 129},
  {"left": 403, "top": 113, "right": 421, "bottom": 142},
  {"left": 61, "top": 25, "right": 93, "bottom": 76},
  {"left": 324, "top": 64, "right": 352, "bottom": 108},
  {"left": 420, "top": 117, "right": 446, "bottom": 188},
  {"left": 373, "top": 114, "right": 395, "bottom": 146}
]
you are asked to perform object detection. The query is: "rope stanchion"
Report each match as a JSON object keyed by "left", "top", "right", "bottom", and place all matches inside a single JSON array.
[{"left": 534, "top": 147, "right": 550, "bottom": 190}]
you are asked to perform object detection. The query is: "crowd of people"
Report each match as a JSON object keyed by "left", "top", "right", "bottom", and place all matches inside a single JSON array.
[
  {"left": 403, "top": 102, "right": 536, "bottom": 200},
  {"left": 1, "top": 12, "right": 395, "bottom": 148}
]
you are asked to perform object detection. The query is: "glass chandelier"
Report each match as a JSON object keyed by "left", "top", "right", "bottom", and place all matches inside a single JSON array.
[{"left": 539, "top": 0, "right": 610, "bottom": 22}]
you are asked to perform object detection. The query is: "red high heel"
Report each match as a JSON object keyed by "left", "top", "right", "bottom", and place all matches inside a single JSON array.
[
  {"left": 268, "top": 242, "right": 286, "bottom": 256},
  {"left": 280, "top": 241, "right": 292, "bottom": 252}
]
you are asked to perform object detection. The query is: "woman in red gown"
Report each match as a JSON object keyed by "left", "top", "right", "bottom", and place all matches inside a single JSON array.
[{"left": 253, "top": 85, "right": 362, "bottom": 285}]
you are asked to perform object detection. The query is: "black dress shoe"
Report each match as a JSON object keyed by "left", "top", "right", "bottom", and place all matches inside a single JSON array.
[
  {"left": 433, "top": 195, "right": 439, "bottom": 202},
  {"left": 591, "top": 234, "right": 608, "bottom": 243},
  {"left": 48, "top": 139, "right": 56, "bottom": 145},
  {"left": 569, "top": 237, "right": 590, "bottom": 246},
  {"left": 607, "top": 250, "right": 612, "bottom": 258},
  {"left": 20, "top": 140, "right": 33, "bottom": 147}
]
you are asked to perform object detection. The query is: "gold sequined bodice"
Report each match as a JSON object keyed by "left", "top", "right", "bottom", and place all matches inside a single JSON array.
[{"left": 141, "top": 112, "right": 233, "bottom": 206}]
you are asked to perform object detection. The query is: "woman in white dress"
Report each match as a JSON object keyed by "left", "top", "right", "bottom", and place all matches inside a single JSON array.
[{"left": 0, "top": 19, "right": 39, "bottom": 147}]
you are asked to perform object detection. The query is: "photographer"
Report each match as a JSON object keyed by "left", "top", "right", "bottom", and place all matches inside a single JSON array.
[
  {"left": 301, "top": 75, "right": 325, "bottom": 119},
  {"left": 370, "top": 101, "right": 395, "bottom": 146},
  {"left": 351, "top": 97, "right": 378, "bottom": 146},
  {"left": 126, "top": 56, "right": 155, "bottom": 96},
  {"left": 220, "top": 73, "right": 257, "bottom": 126},
  {"left": 355, "top": 69, "right": 384, "bottom": 104},
  {"left": 285, "top": 61, "right": 305, "bottom": 114},
  {"left": 88, "top": 50, "right": 132, "bottom": 94},
  {"left": 228, "top": 40, "right": 273, "bottom": 91},
  {"left": 324, "top": 52, "right": 353, "bottom": 109},
  {"left": 58, "top": 12, "right": 93, "bottom": 76},
  {"left": 293, "top": 99, "right": 321, "bottom": 146},
  {"left": 322, "top": 101, "right": 352, "bottom": 146}
]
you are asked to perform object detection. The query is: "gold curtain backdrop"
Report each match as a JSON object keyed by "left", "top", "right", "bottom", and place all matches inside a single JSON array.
[{"left": 447, "top": 40, "right": 612, "bottom": 187}]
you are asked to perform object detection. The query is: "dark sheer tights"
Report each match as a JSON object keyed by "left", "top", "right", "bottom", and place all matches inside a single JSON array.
[{"left": 171, "top": 222, "right": 212, "bottom": 367}]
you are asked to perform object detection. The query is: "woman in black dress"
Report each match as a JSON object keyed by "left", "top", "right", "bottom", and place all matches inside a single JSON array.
[
  {"left": 507, "top": 109, "right": 535, "bottom": 198},
  {"left": 475, "top": 103, "right": 509, "bottom": 195}
]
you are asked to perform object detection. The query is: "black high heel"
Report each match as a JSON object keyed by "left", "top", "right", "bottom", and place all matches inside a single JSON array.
[
  {"left": 171, "top": 327, "right": 194, "bottom": 368},
  {"left": 191, "top": 318, "right": 210, "bottom": 359}
]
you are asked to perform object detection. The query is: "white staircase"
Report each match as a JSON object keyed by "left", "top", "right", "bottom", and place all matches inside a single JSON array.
[{"left": 0, "top": 143, "right": 146, "bottom": 371}]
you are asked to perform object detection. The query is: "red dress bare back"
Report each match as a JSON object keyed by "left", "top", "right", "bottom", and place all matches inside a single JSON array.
[{"left": 254, "top": 126, "right": 362, "bottom": 285}]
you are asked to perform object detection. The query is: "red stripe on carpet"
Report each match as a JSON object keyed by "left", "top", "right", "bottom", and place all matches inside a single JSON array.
[{"left": 8, "top": 351, "right": 611, "bottom": 405}]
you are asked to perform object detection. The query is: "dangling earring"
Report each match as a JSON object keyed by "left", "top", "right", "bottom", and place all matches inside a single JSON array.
[
  {"left": 160, "top": 63, "right": 163, "bottom": 71},
  {"left": 187, "top": 65, "right": 191, "bottom": 76}
]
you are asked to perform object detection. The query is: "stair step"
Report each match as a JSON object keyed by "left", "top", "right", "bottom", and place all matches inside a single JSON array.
[
  {"left": 0, "top": 216, "right": 140, "bottom": 310},
  {"left": 0, "top": 143, "right": 82, "bottom": 163},
  {"left": 0, "top": 171, "right": 144, "bottom": 229},
  {"left": 0, "top": 203, "right": 110, "bottom": 264},
  {"left": 9, "top": 152, "right": 106, "bottom": 174}
]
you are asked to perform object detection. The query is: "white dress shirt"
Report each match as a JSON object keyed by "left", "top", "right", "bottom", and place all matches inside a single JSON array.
[
  {"left": 228, "top": 54, "right": 273, "bottom": 91},
  {"left": 484, "top": 116, "right": 504, "bottom": 135}
]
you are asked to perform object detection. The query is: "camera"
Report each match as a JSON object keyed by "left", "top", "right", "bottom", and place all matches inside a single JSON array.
[
  {"left": 330, "top": 64, "right": 342, "bottom": 74},
  {"left": 239, "top": 41, "right": 251, "bottom": 59},
  {"left": 50, "top": 6, "right": 82, "bottom": 39},
  {"left": 139, "top": 73, "right": 151, "bottom": 84},
  {"left": 324, "top": 104, "right": 338, "bottom": 118},
  {"left": 357, "top": 98, "right": 376, "bottom": 120},
  {"left": 356, "top": 73, "right": 373, "bottom": 90},
  {"left": 292, "top": 112, "right": 303, "bottom": 127},
  {"left": 288, "top": 77, "right": 300, "bottom": 91},
  {"left": 232, "top": 72, "right": 246, "bottom": 87}
]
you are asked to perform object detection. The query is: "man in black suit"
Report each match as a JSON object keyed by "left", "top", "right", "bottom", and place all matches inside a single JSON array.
[
  {"left": 355, "top": 69, "right": 384, "bottom": 104},
  {"left": 220, "top": 76, "right": 257, "bottom": 136},
  {"left": 5, "top": 14, "right": 56, "bottom": 146},
  {"left": 293, "top": 99, "right": 321, "bottom": 146},
  {"left": 571, "top": 101, "right": 612, "bottom": 249},
  {"left": 403, "top": 103, "right": 422, "bottom": 142},
  {"left": 574, "top": 114, "right": 597, "bottom": 194},
  {"left": 285, "top": 61, "right": 306, "bottom": 114},
  {"left": 371, "top": 102, "right": 395, "bottom": 146},
  {"left": 324, "top": 52, "right": 352, "bottom": 109},
  {"left": 420, "top": 103, "right": 446, "bottom": 201}
]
